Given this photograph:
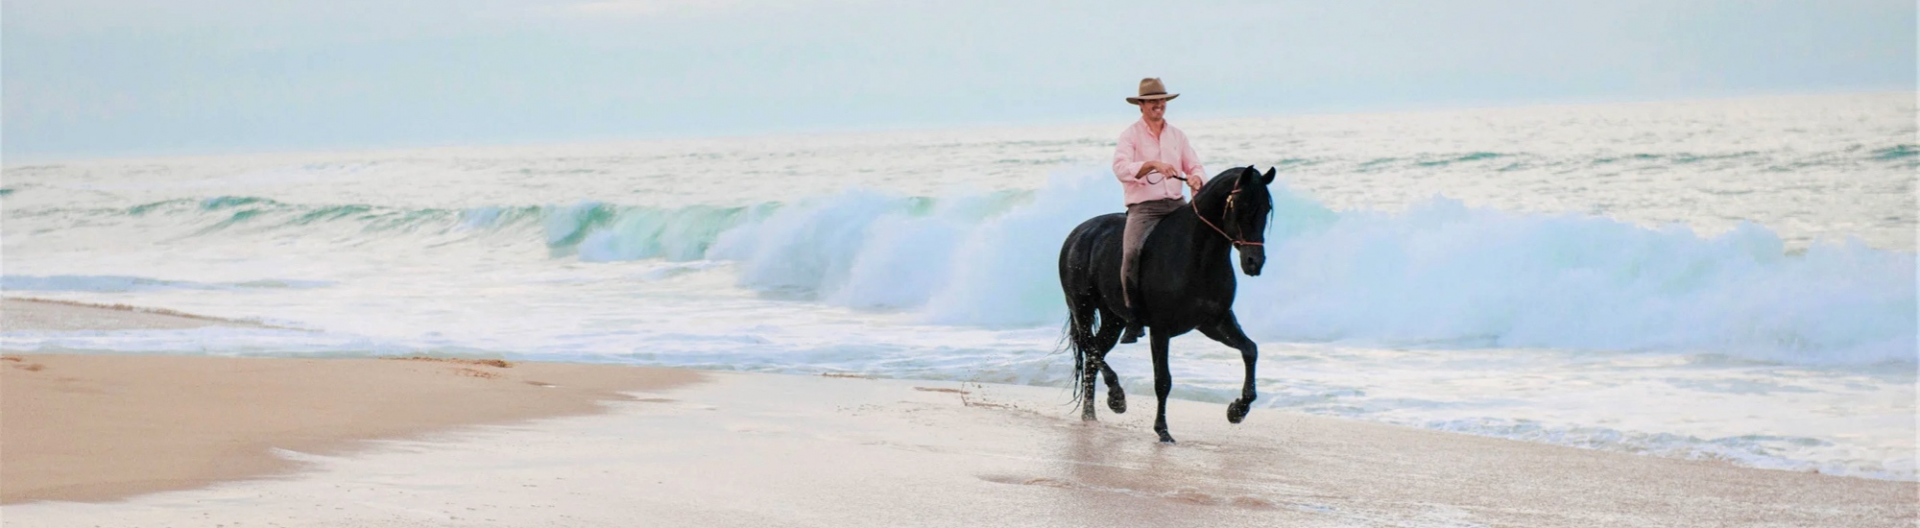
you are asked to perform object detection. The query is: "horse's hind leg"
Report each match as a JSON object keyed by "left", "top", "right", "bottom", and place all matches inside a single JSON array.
[
  {"left": 1200, "top": 312, "right": 1259, "bottom": 424},
  {"left": 1091, "top": 315, "right": 1126, "bottom": 414},
  {"left": 1079, "top": 341, "right": 1100, "bottom": 422},
  {"left": 1070, "top": 301, "right": 1101, "bottom": 422}
]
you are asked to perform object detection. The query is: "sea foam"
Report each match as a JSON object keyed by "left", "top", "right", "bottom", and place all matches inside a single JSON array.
[
  {"left": 13, "top": 168, "right": 1911, "bottom": 365},
  {"left": 598, "top": 169, "right": 1915, "bottom": 365}
]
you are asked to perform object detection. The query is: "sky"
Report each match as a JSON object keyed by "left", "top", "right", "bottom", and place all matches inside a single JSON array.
[{"left": 3, "top": 0, "right": 1914, "bottom": 160}]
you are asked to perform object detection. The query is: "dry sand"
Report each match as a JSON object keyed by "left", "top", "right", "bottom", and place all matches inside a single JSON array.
[
  {"left": 0, "top": 354, "right": 701, "bottom": 504},
  {"left": 1, "top": 299, "right": 1913, "bottom": 527}
]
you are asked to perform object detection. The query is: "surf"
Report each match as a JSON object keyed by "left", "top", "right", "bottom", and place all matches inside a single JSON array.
[{"left": 7, "top": 168, "right": 1913, "bottom": 365}]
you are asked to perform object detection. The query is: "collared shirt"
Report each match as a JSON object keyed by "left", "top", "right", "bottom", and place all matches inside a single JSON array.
[{"left": 1112, "top": 118, "right": 1207, "bottom": 206}]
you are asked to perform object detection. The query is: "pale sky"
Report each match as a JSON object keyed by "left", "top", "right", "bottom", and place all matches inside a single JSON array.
[{"left": 3, "top": 0, "right": 1914, "bottom": 160}]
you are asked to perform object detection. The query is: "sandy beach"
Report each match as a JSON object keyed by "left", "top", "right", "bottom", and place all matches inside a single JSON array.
[{"left": 2, "top": 300, "right": 1914, "bottom": 527}]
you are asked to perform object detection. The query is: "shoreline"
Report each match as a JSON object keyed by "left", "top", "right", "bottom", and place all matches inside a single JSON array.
[{"left": 1, "top": 296, "right": 283, "bottom": 332}]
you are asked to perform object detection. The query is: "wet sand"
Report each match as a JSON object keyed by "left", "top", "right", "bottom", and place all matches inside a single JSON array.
[
  {"left": 1, "top": 297, "right": 277, "bottom": 332},
  {"left": 1, "top": 300, "right": 1912, "bottom": 527}
]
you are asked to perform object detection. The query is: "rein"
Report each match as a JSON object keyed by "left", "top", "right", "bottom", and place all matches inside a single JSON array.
[{"left": 1161, "top": 173, "right": 1263, "bottom": 248}]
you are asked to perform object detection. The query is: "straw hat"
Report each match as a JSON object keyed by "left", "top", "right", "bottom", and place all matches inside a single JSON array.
[{"left": 1126, "top": 78, "right": 1179, "bottom": 104}]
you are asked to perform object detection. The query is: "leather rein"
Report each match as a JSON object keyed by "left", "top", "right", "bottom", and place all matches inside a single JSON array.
[{"left": 1155, "top": 173, "right": 1264, "bottom": 248}]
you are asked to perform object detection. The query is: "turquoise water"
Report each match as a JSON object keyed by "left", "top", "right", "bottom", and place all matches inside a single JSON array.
[{"left": 3, "top": 92, "right": 1915, "bottom": 479}]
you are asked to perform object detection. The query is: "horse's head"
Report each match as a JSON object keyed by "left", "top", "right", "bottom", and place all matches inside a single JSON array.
[{"left": 1197, "top": 165, "right": 1276, "bottom": 276}]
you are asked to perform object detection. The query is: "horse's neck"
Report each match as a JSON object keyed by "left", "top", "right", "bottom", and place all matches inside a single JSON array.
[{"left": 1170, "top": 205, "right": 1236, "bottom": 277}]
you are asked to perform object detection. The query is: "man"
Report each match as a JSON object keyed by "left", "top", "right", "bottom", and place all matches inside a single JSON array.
[{"left": 1111, "top": 77, "right": 1206, "bottom": 344}]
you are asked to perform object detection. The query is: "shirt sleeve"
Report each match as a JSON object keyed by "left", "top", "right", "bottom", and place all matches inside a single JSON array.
[
  {"left": 1113, "top": 131, "right": 1145, "bottom": 186},
  {"left": 1179, "top": 131, "right": 1206, "bottom": 187}
]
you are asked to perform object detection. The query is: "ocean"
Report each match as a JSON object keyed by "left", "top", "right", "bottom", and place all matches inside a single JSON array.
[{"left": 3, "top": 92, "right": 1914, "bottom": 481}]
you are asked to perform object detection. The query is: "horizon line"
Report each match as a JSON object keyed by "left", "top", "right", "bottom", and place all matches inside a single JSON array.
[{"left": 5, "top": 87, "right": 1912, "bottom": 167}]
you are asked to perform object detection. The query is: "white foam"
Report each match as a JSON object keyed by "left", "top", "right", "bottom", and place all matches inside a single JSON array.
[{"left": 588, "top": 169, "right": 1917, "bottom": 365}]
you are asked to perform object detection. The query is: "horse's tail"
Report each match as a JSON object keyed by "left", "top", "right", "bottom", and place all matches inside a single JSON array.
[
  {"left": 1060, "top": 298, "right": 1096, "bottom": 408},
  {"left": 1062, "top": 317, "right": 1084, "bottom": 407}
]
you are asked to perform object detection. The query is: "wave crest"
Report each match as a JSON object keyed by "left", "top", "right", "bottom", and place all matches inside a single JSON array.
[{"left": 9, "top": 170, "right": 1912, "bottom": 364}]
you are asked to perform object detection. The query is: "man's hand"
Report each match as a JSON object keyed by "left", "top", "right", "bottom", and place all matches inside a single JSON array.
[
  {"left": 1186, "top": 176, "right": 1202, "bottom": 192},
  {"left": 1139, "top": 161, "right": 1179, "bottom": 181}
]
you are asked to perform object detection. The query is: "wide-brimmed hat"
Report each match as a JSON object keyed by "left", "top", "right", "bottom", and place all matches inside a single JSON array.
[{"left": 1126, "top": 78, "right": 1179, "bottom": 104}]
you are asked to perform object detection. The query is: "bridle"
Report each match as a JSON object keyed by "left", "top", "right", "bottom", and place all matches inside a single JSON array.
[{"left": 1154, "top": 172, "right": 1264, "bottom": 248}]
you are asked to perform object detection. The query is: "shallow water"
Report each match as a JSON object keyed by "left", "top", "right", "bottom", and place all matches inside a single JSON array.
[{"left": 3, "top": 92, "right": 1914, "bottom": 479}]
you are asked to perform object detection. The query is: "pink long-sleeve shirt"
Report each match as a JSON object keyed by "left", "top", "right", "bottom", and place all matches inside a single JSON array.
[{"left": 1112, "top": 118, "right": 1206, "bottom": 206}]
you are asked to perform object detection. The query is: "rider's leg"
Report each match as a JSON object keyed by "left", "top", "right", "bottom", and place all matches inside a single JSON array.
[
  {"left": 1118, "top": 198, "right": 1181, "bottom": 344},
  {"left": 1118, "top": 209, "right": 1147, "bottom": 343},
  {"left": 1119, "top": 202, "right": 1155, "bottom": 312}
]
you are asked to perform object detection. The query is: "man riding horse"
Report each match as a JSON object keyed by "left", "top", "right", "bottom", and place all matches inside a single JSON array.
[
  {"left": 1112, "top": 77, "right": 1206, "bottom": 344},
  {"left": 1056, "top": 77, "right": 1274, "bottom": 443}
]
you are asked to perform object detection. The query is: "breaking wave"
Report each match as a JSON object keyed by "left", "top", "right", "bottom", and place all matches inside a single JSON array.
[{"left": 8, "top": 170, "right": 1913, "bottom": 365}]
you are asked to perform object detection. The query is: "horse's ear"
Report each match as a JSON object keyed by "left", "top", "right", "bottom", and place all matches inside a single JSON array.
[{"left": 1261, "top": 167, "right": 1276, "bottom": 185}]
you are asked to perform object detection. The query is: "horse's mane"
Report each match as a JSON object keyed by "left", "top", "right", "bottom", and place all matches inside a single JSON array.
[
  {"left": 1192, "top": 167, "right": 1251, "bottom": 213},
  {"left": 1186, "top": 166, "right": 1272, "bottom": 242}
]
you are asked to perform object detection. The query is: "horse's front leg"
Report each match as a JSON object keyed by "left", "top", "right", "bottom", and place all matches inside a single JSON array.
[
  {"left": 1200, "top": 312, "right": 1259, "bottom": 424},
  {"left": 1149, "top": 329, "right": 1175, "bottom": 443}
]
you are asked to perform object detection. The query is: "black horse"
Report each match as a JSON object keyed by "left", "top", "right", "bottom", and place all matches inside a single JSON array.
[{"left": 1057, "top": 165, "right": 1275, "bottom": 443}]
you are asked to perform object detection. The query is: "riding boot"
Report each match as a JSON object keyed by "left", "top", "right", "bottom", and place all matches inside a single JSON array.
[
  {"left": 1119, "top": 279, "right": 1145, "bottom": 345},
  {"left": 1120, "top": 321, "right": 1145, "bottom": 344}
]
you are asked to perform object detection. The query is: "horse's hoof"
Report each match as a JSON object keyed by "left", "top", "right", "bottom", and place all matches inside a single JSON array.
[
  {"left": 1081, "top": 413, "right": 1097, "bottom": 422},
  {"left": 1107, "top": 390, "right": 1127, "bottom": 414},
  {"left": 1227, "top": 399, "right": 1250, "bottom": 424},
  {"left": 1157, "top": 432, "right": 1177, "bottom": 444}
]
